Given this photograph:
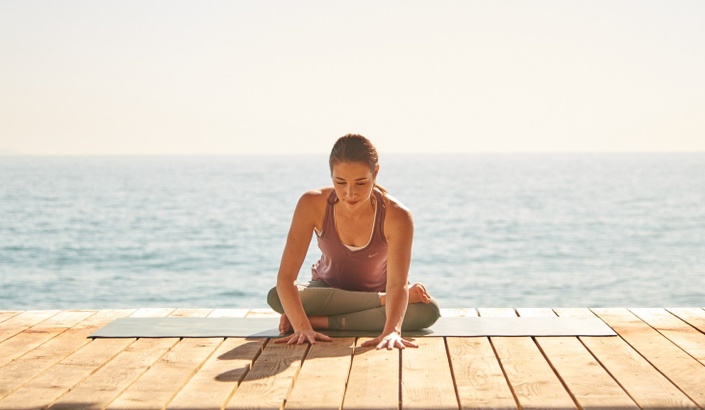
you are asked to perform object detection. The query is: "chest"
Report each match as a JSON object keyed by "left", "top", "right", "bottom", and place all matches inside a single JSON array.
[{"left": 333, "top": 206, "right": 377, "bottom": 248}]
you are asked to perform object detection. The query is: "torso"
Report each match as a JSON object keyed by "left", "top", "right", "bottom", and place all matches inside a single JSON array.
[
  {"left": 313, "top": 187, "right": 383, "bottom": 242},
  {"left": 310, "top": 188, "right": 389, "bottom": 292}
]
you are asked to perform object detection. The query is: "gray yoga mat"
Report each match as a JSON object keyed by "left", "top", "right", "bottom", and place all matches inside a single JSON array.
[{"left": 89, "top": 316, "right": 616, "bottom": 338}]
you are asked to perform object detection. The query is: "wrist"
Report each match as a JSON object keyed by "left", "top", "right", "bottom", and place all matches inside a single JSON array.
[{"left": 382, "top": 327, "right": 401, "bottom": 336}]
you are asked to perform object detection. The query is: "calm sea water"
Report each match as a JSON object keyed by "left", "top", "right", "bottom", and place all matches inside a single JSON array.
[{"left": 1, "top": 154, "right": 704, "bottom": 310}]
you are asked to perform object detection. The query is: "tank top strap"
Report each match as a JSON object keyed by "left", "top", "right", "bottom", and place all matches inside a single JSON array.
[
  {"left": 318, "top": 190, "right": 337, "bottom": 238},
  {"left": 373, "top": 189, "right": 386, "bottom": 241}
]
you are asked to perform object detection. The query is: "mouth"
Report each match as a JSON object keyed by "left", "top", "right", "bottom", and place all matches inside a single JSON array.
[{"left": 346, "top": 200, "right": 359, "bottom": 206}]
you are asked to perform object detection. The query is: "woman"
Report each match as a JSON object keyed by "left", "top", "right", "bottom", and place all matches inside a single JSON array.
[{"left": 267, "top": 134, "right": 440, "bottom": 350}]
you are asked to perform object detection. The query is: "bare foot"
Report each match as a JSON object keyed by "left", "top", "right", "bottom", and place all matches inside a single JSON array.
[
  {"left": 379, "top": 282, "right": 432, "bottom": 305},
  {"left": 409, "top": 283, "right": 431, "bottom": 304},
  {"left": 279, "top": 314, "right": 292, "bottom": 334}
]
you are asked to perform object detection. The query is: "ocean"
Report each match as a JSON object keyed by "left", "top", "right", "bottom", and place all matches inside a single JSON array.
[{"left": 1, "top": 153, "right": 704, "bottom": 310}]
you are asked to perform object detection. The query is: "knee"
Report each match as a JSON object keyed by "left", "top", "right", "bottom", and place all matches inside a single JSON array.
[
  {"left": 267, "top": 286, "right": 284, "bottom": 314},
  {"left": 404, "top": 298, "right": 441, "bottom": 330},
  {"left": 420, "top": 297, "right": 442, "bottom": 328}
]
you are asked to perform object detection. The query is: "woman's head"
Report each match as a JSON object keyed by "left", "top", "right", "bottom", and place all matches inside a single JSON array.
[
  {"left": 329, "top": 134, "right": 379, "bottom": 177},
  {"left": 329, "top": 134, "right": 385, "bottom": 204}
]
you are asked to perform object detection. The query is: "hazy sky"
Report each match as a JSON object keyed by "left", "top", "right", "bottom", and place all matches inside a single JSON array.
[{"left": 1, "top": 1, "right": 704, "bottom": 156}]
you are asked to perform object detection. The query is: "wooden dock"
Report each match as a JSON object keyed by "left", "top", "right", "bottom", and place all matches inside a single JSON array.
[{"left": 1, "top": 307, "right": 704, "bottom": 409}]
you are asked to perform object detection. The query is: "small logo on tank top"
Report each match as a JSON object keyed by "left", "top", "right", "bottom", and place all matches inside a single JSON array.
[{"left": 368, "top": 252, "right": 379, "bottom": 258}]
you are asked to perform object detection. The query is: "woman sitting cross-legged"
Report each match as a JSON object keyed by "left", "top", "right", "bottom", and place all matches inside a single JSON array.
[{"left": 267, "top": 134, "right": 441, "bottom": 350}]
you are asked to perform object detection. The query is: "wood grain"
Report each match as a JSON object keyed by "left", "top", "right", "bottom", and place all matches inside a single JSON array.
[
  {"left": 631, "top": 308, "right": 705, "bottom": 365},
  {"left": 167, "top": 309, "right": 262, "bottom": 410},
  {"left": 47, "top": 308, "right": 180, "bottom": 410},
  {"left": 0, "top": 310, "right": 95, "bottom": 369},
  {"left": 447, "top": 337, "right": 517, "bottom": 410},
  {"left": 287, "top": 338, "right": 354, "bottom": 410},
  {"left": 1, "top": 307, "right": 704, "bottom": 410},
  {"left": 343, "top": 337, "right": 400, "bottom": 410},
  {"left": 107, "top": 337, "right": 223, "bottom": 409},
  {"left": 0, "top": 310, "right": 60, "bottom": 345},
  {"left": 480, "top": 308, "right": 576, "bottom": 410},
  {"left": 668, "top": 307, "right": 705, "bottom": 333},
  {"left": 593, "top": 308, "right": 705, "bottom": 408},
  {"left": 401, "top": 337, "right": 458, "bottom": 409},
  {"left": 558, "top": 308, "right": 699, "bottom": 410},
  {"left": 516, "top": 308, "right": 638, "bottom": 410},
  {"left": 0, "top": 310, "right": 128, "bottom": 400},
  {"left": 225, "top": 341, "right": 308, "bottom": 410}
]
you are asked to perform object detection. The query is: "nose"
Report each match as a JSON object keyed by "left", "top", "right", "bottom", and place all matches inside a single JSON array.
[{"left": 346, "top": 184, "right": 356, "bottom": 199}]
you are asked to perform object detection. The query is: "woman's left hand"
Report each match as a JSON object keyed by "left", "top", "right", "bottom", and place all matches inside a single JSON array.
[{"left": 361, "top": 332, "right": 418, "bottom": 350}]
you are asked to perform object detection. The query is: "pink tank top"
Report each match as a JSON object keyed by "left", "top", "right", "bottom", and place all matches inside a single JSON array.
[{"left": 311, "top": 189, "right": 388, "bottom": 292}]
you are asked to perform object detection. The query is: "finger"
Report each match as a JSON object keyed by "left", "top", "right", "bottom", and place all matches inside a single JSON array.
[
  {"left": 275, "top": 334, "right": 293, "bottom": 344},
  {"left": 317, "top": 333, "right": 333, "bottom": 342},
  {"left": 403, "top": 339, "right": 419, "bottom": 348},
  {"left": 361, "top": 338, "right": 379, "bottom": 347}
]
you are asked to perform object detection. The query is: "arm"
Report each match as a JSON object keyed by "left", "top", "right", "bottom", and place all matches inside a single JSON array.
[
  {"left": 275, "top": 191, "right": 332, "bottom": 345},
  {"left": 363, "top": 202, "right": 417, "bottom": 350}
]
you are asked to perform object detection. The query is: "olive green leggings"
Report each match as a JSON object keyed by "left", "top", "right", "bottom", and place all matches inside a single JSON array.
[{"left": 267, "top": 280, "right": 441, "bottom": 331}]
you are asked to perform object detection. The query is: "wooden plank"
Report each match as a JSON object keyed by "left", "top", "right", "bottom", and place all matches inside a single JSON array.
[
  {"left": 0, "top": 311, "right": 20, "bottom": 324},
  {"left": 440, "top": 308, "right": 476, "bottom": 318},
  {"left": 445, "top": 308, "right": 516, "bottom": 410},
  {"left": 107, "top": 338, "right": 223, "bottom": 409},
  {"left": 631, "top": 308, "right": 705, "bottom": 365},
  {"left": 167, "top": 309, "right": 264, "bottom": 410},
  {"left": 245, "top": 308, "right": 280, "bottom": 318},
  {"left": 106, "top": 308, "right": 220, "bottom": 409},
  {"left": 401, "top": 337, "right": 458, "bottom": 410},
  {"left": 225, "top": 341, "right": 308, "bottom": 410},
  {"left": 209, "top": 309, "right": 251, "bottom": 318},
  {"left": 167, "top": 338, "right": 266, "bottom": 410},
  {"left": 0, "top": 310, "right": 60, "bottom": 344},
  {"left": 170, "top": 308, "right": 214, "bottom": 317},
  {"left": 131, "top": 307, "right": 177, "bottom": 318},
  {"left": 47, "top": 308, "right": 180, "bottom": 410},
  {"left": 593, "top": 308, "right": 705, "bottom": 408},
  {"left": 0, "top": 310, "right": 126, "bottom": 400},
  {"left": 516, "top": 308, "right": 638, "bottom": 410},
  {"left": 479, "top": 308, "right": 576, "bottom": 410},
  {"left": 0, "top": 311, "right": 137, "bottom": 410},
  {"left": 555, "top": 308, "right": 699, "bottom": 410},
  {"left": 286, "top": 338, "right": 355, "bottom": 410},
  {"left": 446, "top": 337, "right": 517, "bottom": 410},
  {"left": 668, "top": 307, "right": 705, "bottom": 333},
  {"left": 343, "top": 337, "right": 400, "bottom": 410},
  {"left": 0, "top": 310, "right": 95, "bottom": 369}
]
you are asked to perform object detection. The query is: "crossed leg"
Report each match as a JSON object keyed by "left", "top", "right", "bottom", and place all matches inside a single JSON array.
[{"left": 268, "top": 282, "right": 438, "bottom": 333}]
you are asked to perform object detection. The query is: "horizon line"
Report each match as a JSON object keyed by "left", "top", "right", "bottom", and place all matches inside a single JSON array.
[{"left": 1, "top": 150, "right": 705, "bottom": 158}]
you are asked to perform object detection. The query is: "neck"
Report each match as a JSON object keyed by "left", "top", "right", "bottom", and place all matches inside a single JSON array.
[{"left": 337, "top": 195, "right": 375, "bottom": 219}]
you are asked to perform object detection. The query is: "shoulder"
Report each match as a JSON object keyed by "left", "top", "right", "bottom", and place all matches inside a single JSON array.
[
  {"left": 380, "top": 191, "right": 414, "bottom": 236},
  {"left": 294, "top": 187, "right": 333, "bottom": 216},
  {"left": 299, "top": 187, "right": 333, "bottom": 204}
]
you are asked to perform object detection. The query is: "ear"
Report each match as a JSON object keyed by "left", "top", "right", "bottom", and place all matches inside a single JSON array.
[{"left": 373, "top": 164, "right": 380, "bottom": 178}]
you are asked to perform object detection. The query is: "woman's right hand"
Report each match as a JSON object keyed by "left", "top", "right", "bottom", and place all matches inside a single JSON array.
[{"left": 275, "top": 328, "right": 332, "bottom": 345}]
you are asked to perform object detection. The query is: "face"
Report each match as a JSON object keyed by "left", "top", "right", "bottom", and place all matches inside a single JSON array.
[{"left": 331, "top": 161, "right": 378, "bottom": 210}]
